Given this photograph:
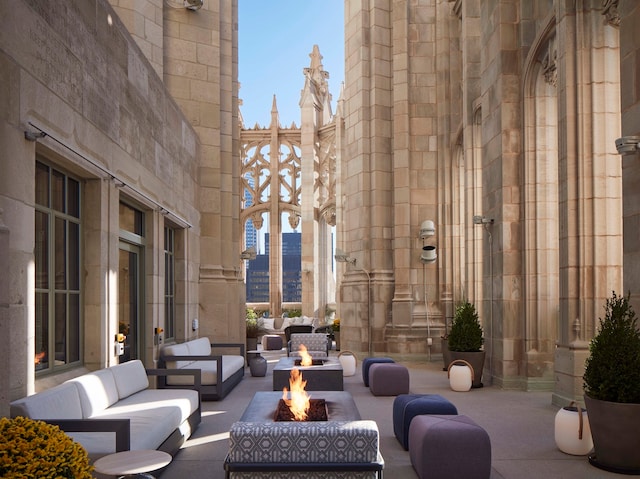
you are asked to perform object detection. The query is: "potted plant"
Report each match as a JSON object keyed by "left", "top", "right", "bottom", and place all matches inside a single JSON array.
[
  {"left": 246, "top": 308, "right": 265, "bottom": 351},
  {"left": 0, "top": 416, "right": 94, "bottom": 478},
  {"left": 447, "top": 300, "right": 485, "bottom": 388},
  {"left": 583, "top": 291, "right": 640, "bottom": 474}
]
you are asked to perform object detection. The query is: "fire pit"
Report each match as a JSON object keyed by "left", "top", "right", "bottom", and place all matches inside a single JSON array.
[
  {"left": 273, "top": 357, "right": 344, "bottom": 391},
  {"left": 239, "top": 391, "right": 361, "bottom": 422},
  {"left": 274, "top": 398, "right": 328, "bottom": 421},
  {"left": 294, "top": 358, "right": 326, "bottom": 366}
]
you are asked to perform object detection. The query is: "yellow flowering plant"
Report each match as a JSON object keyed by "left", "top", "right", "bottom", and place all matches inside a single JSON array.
[
  {"left": 0, "top": 416, "right": 94, "bottom": 478},
  {"left": 332, "top": 318, "right": 340, "bottom": 332}
]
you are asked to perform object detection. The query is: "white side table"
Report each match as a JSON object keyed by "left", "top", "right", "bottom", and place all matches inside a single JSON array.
[{"left": 93, "top": 450, "right": 171, "bottom": 478}]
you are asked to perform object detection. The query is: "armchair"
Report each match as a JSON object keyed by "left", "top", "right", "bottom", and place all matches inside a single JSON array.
[{"left": 288, "top": 333, "right": 330, "bottom": 358}]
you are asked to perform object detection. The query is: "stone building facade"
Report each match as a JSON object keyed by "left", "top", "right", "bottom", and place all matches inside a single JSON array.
[
  {"left": 1, "top": 0, "right": 640, "bottom": 417},
  {"left": 336, "top": 0, "right": 636, "bottom": 405},
  {"left": 0, "top": 0, "right": 243, "bottom": 416}
]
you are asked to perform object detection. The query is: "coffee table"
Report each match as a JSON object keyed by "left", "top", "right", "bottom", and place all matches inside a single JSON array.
[
  {"left": 273, "top": 356, "right": 343, "bottom": 391},
  {"left": 93, "top": 449, "right": 171, "bottom": 478},
  {"left": 240, "top": 391, "right": 361, "bottom": 422}
]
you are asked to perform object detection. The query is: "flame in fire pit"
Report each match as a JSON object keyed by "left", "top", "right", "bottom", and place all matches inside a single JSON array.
[
  {"left": 298, "top": 344, "right": 313, "bottom": 366},
  {"left": 282, "top": 368, "right": 310, "bottom": 421},
  {"left": 34, "top": 351, "right": 46, "bottom": 365}
]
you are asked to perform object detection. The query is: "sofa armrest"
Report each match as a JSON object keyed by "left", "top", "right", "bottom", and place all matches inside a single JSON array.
[
  {"left": 211, "top": 343, "right": 245, "bottom": 357},
  {"left": 46, "top": 418, "right": 131, "bottom": 452},
  {"left": 147, "top": 367, "right": 203, "bottom": 404}
]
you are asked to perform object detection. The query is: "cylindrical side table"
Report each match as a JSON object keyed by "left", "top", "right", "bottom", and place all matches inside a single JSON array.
[{"left": 93, "top": 450, "right": 171, "bottom": 479}]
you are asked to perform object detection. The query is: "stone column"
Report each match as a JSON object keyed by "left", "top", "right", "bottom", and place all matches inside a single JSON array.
[{"left": 553, "top": 2, "right": 623, "bottom": 405}]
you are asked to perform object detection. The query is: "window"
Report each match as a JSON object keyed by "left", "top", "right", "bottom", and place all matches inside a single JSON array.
[
  {"left": 164, "top": 226, "right": 175, "bottom": 340},
  {"left": 34, "top": 159, "right": 81, "bottom": 372}
]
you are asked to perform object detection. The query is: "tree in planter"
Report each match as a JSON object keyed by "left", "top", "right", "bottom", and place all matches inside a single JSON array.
[
  {"left": 583, "top": 291, "right": 640, "bottom": 473},
  {"left": 583, "top": 291, "right": 640, "bottom": 403},
  {"left": 448, "top": 301, "right": 483, "bottom": 352},
  {"left": 447, "top": 301, "right": 485, "bottom": 388}
]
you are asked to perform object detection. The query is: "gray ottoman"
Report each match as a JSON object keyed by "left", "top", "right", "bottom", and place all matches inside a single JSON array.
[
  {"left": 393, "top": 394, "right": 458, "bottom": 450},
  {"left": 369, "top": 362, "right": 410, "bottom": 396},
  {"left": 409, "top": 415, "right": 491, "bottom": 479},
  {"left": 261, "top": 334, "right": 283, "bottom": 350}
]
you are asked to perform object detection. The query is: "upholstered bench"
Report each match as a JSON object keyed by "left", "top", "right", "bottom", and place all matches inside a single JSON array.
[
  {"left": 393, "top": 394, "right": 458, "bottom": 450},
  {"left": 409, "top": 415, "right": 491, "bottom": 479},
  {"left": 369, "top": 362, "right": 410, "bottom": 396},
  {"left": 261, "top": 334, "right": 284, "bottom": 351},
  {"left": 361, "top": 357, "right": 395, "bottom": 387}
]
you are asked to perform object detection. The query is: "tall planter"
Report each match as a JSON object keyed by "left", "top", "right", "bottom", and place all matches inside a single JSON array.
[
  {"left": 584, "top": 394, "right": 640, "bottom": 474},
  {"left": 449, "top": 350, "right": 485, "bottom": 388}
]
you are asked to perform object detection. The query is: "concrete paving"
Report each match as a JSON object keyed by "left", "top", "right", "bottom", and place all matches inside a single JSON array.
[{"left": 162, "top": 349, "right": 623, "bottom": 479}]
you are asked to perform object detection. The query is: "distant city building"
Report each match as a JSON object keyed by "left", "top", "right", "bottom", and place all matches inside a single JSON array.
[{"left": 246, "top": 232, "right": 301, "bottom": 303}]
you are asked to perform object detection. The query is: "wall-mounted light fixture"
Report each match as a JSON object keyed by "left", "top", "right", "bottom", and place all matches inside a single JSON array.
[
  {"left": 419, "top": 220, "right": 437, "bottom": 264},
  {"left": 335, "top": 248, "right": 372, "bottom": 356},
  {"left": 420, "top": 220, "right": 436, "bottom": 239},
  {"left": 24, "top": 130, "right": 47, "bottom": 142},
  {"left": 473, "top": 215, "right": 494, "bottom": 225},
  {"left": 334, "top": 248, "right": 356, "bottom": 265},
  {"left": 615, "top": 136, "right": 640, "bottom": 155}
]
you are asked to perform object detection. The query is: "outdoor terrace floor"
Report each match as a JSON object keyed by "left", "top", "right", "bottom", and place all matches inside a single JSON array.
[{"left": 161, "top": 348, "right": 622, "bottom": 479}]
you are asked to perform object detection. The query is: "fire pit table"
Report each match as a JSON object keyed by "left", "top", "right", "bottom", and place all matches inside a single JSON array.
[
  {"left": 272, "top": 357, "right": 344, "bottom": 391},
  {"left": 225, "top": 391, "right": 383, "bottom": 478}
]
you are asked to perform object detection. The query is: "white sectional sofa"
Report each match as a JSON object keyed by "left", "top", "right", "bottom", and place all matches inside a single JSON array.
[
  {"left": 10, "top": 359, "right": 200, "bottom": 458},
  {"left": 158, "top": 337, "right": 245, "bottom": 400}
]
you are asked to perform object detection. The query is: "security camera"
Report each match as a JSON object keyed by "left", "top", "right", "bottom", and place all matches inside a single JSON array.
[
  {"left": 615, "top": 136, "right": 640, "bottom": 155},
  {"left": 184, "top": 0, "right": 203, "bottom": 10},
  {"left": 473, "top": 215, "right": 494, "bottom": 225}
]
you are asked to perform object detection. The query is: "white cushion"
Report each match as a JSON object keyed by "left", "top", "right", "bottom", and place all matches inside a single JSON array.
[
  {"left": 10, "top": 382, "right": 83, "bottom": 420},
  {"left": 280, "top": 317, "right": 292, "bottom": 330},
  {"left": 161, "top": 342, "right": 193, "bottom": 369},
  {"left": 302, "top": 316, "right": 314, "bottom": 325},
  {"left": 187, "top": 337, "right": 212, "bottom": 356},
  {"left": 67, "top": 368, "right": 119, "bottom": 417},
  {"left": 261, "top": 317, "right": 275, "bottom": 331},
  {"left": 109, "top": 360, "right": 149, "bottom": 399},
  {"left": 71, "top": 388, "right": 197, "bottom": 455},
  {"left": 166, "top": 355, "right": 245, "bottom": 386}
]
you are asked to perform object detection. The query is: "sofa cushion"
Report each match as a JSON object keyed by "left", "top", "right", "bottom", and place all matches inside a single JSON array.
[
  {"left": 109, "top": 360, "right": 149, "bottom": 399},
  {"left": 10, "top": 382, "right": 83, "bottom": 420},
  {"left": 187, "top": 337, "right": 212, "bottom": 356},
  {"left": 68, "top": 368, "right": 119, "bottom": 417},
  {"left": 261, "top": 317, "right": 275, "bottom": 331},
  {"left": 72, "top": 388, "right": 199, "bottom": 455},
  {"left": 162, "top": 342, "right": 193, "bottom": 369},
  {"left": 166, "top": 355, "right": 245, "bottom": 386}
]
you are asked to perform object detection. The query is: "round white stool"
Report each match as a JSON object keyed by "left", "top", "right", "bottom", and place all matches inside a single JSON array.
[{"left": 93, "top": 450, "right": 171, "bottom": 478}]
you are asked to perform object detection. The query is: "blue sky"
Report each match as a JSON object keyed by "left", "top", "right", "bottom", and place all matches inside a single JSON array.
[{"left": 238, "top": 1, "right": 345, "bottom": 128}]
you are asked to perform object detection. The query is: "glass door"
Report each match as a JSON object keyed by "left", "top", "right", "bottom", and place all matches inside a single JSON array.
[{"left": 119, "top": 242, "right": 142, "bottom": 363}]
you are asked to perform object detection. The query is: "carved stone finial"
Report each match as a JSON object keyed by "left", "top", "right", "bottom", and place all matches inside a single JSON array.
[{"left": 602, "top": 0, "right": 620, "bottom": 27}]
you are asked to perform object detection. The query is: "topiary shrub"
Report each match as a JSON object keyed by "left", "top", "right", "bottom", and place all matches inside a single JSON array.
[
  {"left": 583, "top": 291, "right": 640, "bottom": 403},
  {"left": 447, "top": 300, "right": 484, "bottom": 352}
]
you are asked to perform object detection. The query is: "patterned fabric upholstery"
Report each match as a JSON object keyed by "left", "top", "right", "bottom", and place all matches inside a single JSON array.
[
  {"left": 288, "top": 333, "right": 329, "bottom": 358},
  {"left": 227, "top": 420, "right": 382, "bottom": 478}
]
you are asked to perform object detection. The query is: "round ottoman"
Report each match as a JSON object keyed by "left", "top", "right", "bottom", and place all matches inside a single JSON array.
[
  {"left": 393, "top": 394, "right": 458, "bottom": 450},
  {"left": 409, "top": 415, "right": 492, "bottom": 479},
  {"left": 362, "top": 357, "right": 395, "bottom": 387},
  {"left": 369, "top": 362, "right": 410, "bottom": 396},
  {"left": 261, "top": 334, "right": 283, "bottom": 351}
]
